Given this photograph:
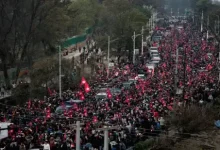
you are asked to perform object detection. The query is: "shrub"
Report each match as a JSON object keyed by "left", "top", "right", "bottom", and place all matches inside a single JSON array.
[
  {"left": 12, "top": 83, "right": 30, "bottom": 105},
  {"left": 168, "top": 104, "right": 215, "bottom": 133},
  {"left": 135, "top": 138, "right": 156, "bottom": 150}
]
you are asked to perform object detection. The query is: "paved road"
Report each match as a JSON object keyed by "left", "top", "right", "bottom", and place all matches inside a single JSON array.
[{"left": 63, "top": 50, "right": 82, "bottom": 60}]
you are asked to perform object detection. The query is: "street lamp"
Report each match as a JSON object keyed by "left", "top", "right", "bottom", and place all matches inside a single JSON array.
[
  {"left": 201, "top": 11, "right": 204, "bottom": 32},
  {"left": 178, "top": 8, "right": 179, "bottom": 18},
  {"left": 58, "top": 46, "right": 62, "bottom": 99},
  {"left": 132, "top": 32, "right": 142, "bottom": 64},
  {"left": 132, "top": 25, "right": 149, "bottom": 63},
  {"left": 207, "top": 16, "right": 209, "bottom": 40},
  {"left": 215, "top": 15, "right": 219, "bottom": 34},
  {"left": 107, "top": 36, "right": 120, "bottom": 78}
]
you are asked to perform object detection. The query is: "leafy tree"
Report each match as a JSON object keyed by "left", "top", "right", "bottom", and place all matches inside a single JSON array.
[
  {"left": 168, "top": 105, "right": 214, "bottom": 133},
  {"left": 0, "top": 0, "right": 71, "bottom": 87},
  {"left": 67, "top": 0, "right": 101, "bottom": 35},
  {"left": 94, "top": 0, "right": 149, "bottom": 62},
  {"left": 195, "top": 0, "right": 212, "bottom": 13},
  {"left": 30, "top": 56, "right": 58, "bottom": 97},
  {"left": 11, "top": 83, "right": 30, "bottom": 105},
  {"left": 35, "top": 4, "right": 71, "bottom": 54}
]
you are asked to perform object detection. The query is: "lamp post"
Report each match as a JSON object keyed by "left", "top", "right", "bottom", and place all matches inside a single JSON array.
[
  {"left": 201, "top": 11, "right": 203, "bottom": 32},
  {"left": 107, "top": 36, "right": 120, "bottom": 78},
  {"left": 171, "top": 8, "right": 173, "bottom": 17},
  {"left": 132, "top": 33, "right": 141, "bottom": 64},
  {"left": 141, "top": 26, "right": 144, "bottom": 55},
  {"left": 207, "top": 16, "right": 209, "bottom": 40},
  {"left": 175, "top": 48, "right": 179, "bottom": 92},
  {"left": 215, "top": 15, "right": 219, "bottom": 34},
  {"left": 58, "top": 46, "right": 62, "bottom": 99},
  {"left": 133, "top": 31, "right": 136, "bottom": 64},
  {"left": 178, "top": 8, "right": 179, "bottom": 18}
]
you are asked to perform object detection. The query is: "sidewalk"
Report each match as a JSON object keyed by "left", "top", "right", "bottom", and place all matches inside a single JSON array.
[
  {"left": 63, "top": 50, "right": 82, "bottom": 60},
  {"left": 0, "top": 92, "right": 12, "bottom": 100}
]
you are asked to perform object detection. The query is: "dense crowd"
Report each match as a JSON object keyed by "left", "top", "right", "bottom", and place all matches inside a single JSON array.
[{"left": 0, "top": 20, "right": 219, "bottom": 150}]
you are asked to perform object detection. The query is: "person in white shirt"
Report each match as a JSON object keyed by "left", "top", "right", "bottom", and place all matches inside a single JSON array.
[
  {"left": 158, "top": 117, "right": 165, "bottom": 130},
  {"left": 42, "top": 141, "right": 50, "bottom": 150}
]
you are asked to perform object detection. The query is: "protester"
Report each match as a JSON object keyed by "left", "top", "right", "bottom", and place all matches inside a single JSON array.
[{"left": 0, "top": 20, "right": 219, "bottom": 150}]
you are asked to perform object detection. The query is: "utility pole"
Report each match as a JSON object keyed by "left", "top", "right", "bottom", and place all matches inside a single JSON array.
[
  {"left": 218, "top": 36, "right": 220, "bottom": 83},
  {"left": 170, "top": 8, "right": 173, "bottom": 17},
  {"left": 201, "top": 11, "right": 203, "bottom": 32},
  {"left": 171, "top": 8, "right": 173, "bottom": 17},
  {"left": 97, "top": 126, "right": 120, "bottom": 150},
  {"left": 182, "top": 46, "right": 187, "bottom": 101},
  {"left": 133, "top": 31, "right": 136, "bottom": 64},
  {"left": 83, "top": 47, "right": 86, "bottom": 74},
  {"left": 175, "top": 48, "right": 179, "bottom": 92},
  {"left": 76, "top": 121, "right": 81, "bottom": 150},
  {"left": 69, "top": 121, "right": 84, "bottom": 150},
  {"left": 151, "top": 16, "right": 154, "bottom": 30},
  {"left": 215, "top": 20, "right": 217, "bottom": 34},
  {"left": 178, "top": 8, "right": 179, "bottom": 18},
  {"left": 218, "top": 16, "right": 219, "bottom": 34},
  {"left": 58, "top": 46, "right": 62, "bottom": 99},
  {"left": 141, "top": 26, "right": 144, "bottom": 55},
  {"left": 106, "top": 37, "right": 119, "bottom": 78},
  {"left": 207, "top": 16, "right": 209, "bottom": 40},
  {"left": 192, "top": 10, "right": 194, "bottom": 23},
  {"left": 107, "top": 36, "right": 110, "bottom": 78},
  {"left": 216, "top": 15, "right": 219, "bottom": 34}
]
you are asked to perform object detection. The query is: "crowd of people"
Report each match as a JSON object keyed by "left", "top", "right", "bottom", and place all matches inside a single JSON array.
[{"left": 0, "top": 19, "right": 219, "bottom": 150}]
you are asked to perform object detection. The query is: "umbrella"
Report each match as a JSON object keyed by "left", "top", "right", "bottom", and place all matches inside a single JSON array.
[
  {"left": 110, "top": 141, "right": 117, "bottom": 146},
  {"left": 215, "top": 120, "right": 220, "bottom": 128},
  {"left": 84, "top": 143, "right": 92, "bottom": 148},
  {"left": 66, "top": 99, "right": 83, "bottom": 104}
]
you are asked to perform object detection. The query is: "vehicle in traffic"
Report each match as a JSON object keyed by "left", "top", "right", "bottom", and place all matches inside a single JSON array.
[
  {"left": 149, "top": 60, "right": 160, "bottom": 64},
  {"left": 137, "top": 74, "right": 146, "bottom": 80},
  {"left": 151, "top": 56, "right": 161, "bottom": 61},
  {"left": 95, "top": 92, "right": 107, "bottom": 99},
  {"left": 149, "top": 47, "right": 159, "bottom": 53},
  {"left": 146, "top": 63, "right": 156, "bottom": 76},
  {"left": 150, "top": 51, "right": 160, "bottom": 58}
]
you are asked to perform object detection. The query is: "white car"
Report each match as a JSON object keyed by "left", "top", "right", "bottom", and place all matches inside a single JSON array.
[
  {"left": 137, "top": 74, "right": 146, "bottom": 80},
  {"left": 150, "top": 47, "right": 158, "bottom": 51},
  {"left": 149, "top": 47, "right": 159, "bottom": 53},
  {"left": 150, "top": 51, "right": 160, "bottom": 58},
  {"left": 95, "top": 92, "right": 107, "bottom": 99},
  {"left": 151, "top": 56, "right": 161, "bottom": 62},
  {"left": 149, "top": 60, "right": 160, "bottom": 64}
]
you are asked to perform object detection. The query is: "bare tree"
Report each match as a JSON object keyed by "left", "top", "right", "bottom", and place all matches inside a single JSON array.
[{"left": 0, "top": 0, "right": 65, "bottom": 87}]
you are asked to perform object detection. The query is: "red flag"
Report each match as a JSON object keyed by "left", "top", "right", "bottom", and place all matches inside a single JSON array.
[
  {"left": 106, "top": 88, "right": 112, "bottom": 99},
  {"left": 93, "top": 116, "right": 98, "bottom": 123},
  {"left": 47, "top": 87, "right": 52, "bottom": 96},
  {"left": 206, "top": 64, "right": 213, "bottom": 71},
  {"left": 28, "top": 99, "right": 31, "bottom": 109},
  {"left": 80, "top": 77, "right": 87, "bottom": 86},
  {"left": 84, "top": 83, "right": 90, "bottom": 93},
  {"left": 80, "top": 94, "right": 85, "bottom": 100}
]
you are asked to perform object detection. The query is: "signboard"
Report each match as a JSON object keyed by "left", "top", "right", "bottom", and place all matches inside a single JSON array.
[
  {"left": 0, "top": 122, "right": 12, "bottom": 140},
  {"left": 109, "top": 63, "right": 114, "bottom": 67}
]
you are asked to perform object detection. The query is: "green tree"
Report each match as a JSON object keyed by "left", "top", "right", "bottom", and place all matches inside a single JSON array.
[
  {"left": 94, "top": 0, "right": 149, "bottom": 62},
  {"left": 67, "top": 0, "right": 101, "bottom": 35},
  {"left": 30, "top": 57, "right": 58, "bottom": 89},
  {"left": 196, "top": 0, "right": 212, "bottom": 13}
]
